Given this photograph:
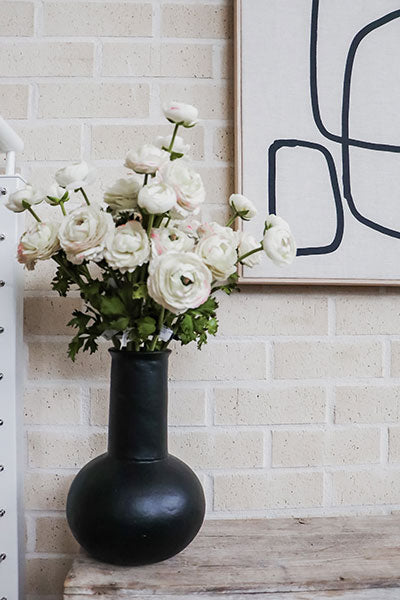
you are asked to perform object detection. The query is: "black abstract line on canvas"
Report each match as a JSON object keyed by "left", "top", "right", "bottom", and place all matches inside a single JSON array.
[
  {"left": 268, "top": 140, "right": 343, "bottom": 256},
  {"left": 268, "top": 0, "right": 400, "bottom": 256}
]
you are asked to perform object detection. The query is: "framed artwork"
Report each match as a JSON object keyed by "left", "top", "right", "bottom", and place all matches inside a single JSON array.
[{"left": 235, "top": 0, "right": 400, "bottom": 285}]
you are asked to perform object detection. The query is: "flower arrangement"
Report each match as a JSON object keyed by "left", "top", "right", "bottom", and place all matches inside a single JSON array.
[{"left": 7, "top": 102, "right": 296, "bottom": 358}]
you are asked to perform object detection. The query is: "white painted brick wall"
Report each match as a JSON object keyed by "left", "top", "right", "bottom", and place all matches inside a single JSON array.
[{"left": 1, "top": 0, "right": 397, "bottom": 596}]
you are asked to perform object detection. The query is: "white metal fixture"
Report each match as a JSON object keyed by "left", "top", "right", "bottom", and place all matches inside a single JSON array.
[{"left": 0, "top": 117, "right": 25, "bottom": 599}]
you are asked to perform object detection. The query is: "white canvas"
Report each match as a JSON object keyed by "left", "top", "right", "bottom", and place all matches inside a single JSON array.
[{"left": 237, "top": 0, "right": 400, "bottom": 283}]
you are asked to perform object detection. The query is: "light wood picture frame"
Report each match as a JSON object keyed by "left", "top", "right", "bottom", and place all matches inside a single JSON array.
[{"left": 235, "top": 0, "right": 400, "bottom": 285}]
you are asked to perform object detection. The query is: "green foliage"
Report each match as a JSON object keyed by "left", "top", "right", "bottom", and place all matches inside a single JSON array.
[{"left": 175, "top": 297, "right": 219, "bottom": 349}]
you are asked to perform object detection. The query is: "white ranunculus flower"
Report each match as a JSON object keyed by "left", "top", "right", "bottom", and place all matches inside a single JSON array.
[
  {"left": 17, "top": 221, "right": 60, "bottom": 270},
  {"left": 45, "top": 183, "right": 68, "bottom": 206},
  {"left": 104, "top": 221, "right": 150, "bottom": 273},
  {"left": 148, "top": 251, "right": 212, "bottom": 314},
  {"left": 138, "top": 181, "right": 176, "bottom": 214},
  {"left": 103, "top": 175, "right": 143, "bottom": 213},
  {"left": 195, "top": 229, "right": 238, "bottom": 281},
  {"left": 163, "top": 161, "right": 205, "bottom": 218},
  {"left": 163, "top": 101, "right": 198, "bottom": 127},
  {"left": 125, "top": 144, "right": 169, "bottom": 175},
  {"left": 155, "top": 134, "right": 190, "bottom": 155},
  {"left": 229, "top": 194, "right": 257, "bottom": 220},
  {"left": 238, "top": 232, "right": 262, "bottom": 267},
  {"left": 6, "top": 184, "right": 42, "bottom": 213},
  {"left": 262, "top": 215, "right": 296, "bottom": 266},
  {"left": 55, "top": 161, "right": 96, "bottom": 190},
  {"left": 151, "top": 225, "right": 195, "bottom": 257},
  {"left": 170, "top": 218, "right": 201, "bottom": 239},
  {"left": 59, "top": 206, "right": 114, "bottom": 265},
  {"left": 197, "top": 221, "right": 237, "bottom": 241}
]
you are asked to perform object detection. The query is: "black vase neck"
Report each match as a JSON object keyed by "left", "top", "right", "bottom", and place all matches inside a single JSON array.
[{"left": 107, "top": 350, "right": 170, "bottom": 461}]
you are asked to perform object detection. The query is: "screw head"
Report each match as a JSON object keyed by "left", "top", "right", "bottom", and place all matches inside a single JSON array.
[
  {"left": 0, "top": 328, "right": 3, "bottom": 334},
  {"left": 0, "top": 553, "right": 6, "bottom": 561},
  {"left": 0, "top": 281, "right": 4, "bottom": 288},
  {"left": 0, "top": 187, "right": 6, "bottom": 195},
  {"left": 0, "top": 420, "right": 3, "bottom": 426},
  {"left": 0, "top": 465, "right": 4, "bottom": 472},
  {"left": 0, "top": 234, "right": 5, "bottom": 241},
  {"left": 0, "top": 510, "right": 5, "bottom": 517},
  {"left": 0, "top": 373, "right": 3, "bottom": 380}
]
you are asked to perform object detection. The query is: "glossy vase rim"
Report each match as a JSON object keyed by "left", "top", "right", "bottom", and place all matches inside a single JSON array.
[{"left": 109, "top": 349, "right": 172, "bottom": 356}]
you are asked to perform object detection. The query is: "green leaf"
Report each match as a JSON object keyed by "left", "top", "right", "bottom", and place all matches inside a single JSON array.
[
  {"left": 132, "top": 282, "right": 148, "bottom": 300},
  {"left": 170, "top": 151, "right": 184, "bottom": 161},
  {"left": 108, "top": 316, "right": 130, "bottom": 330},
  {"left": 99, "top": 295, "right": 125, "bottom": 317},
  {"left": 68, "top": 335, "right": 85, "bottom": 362},
  {"left": 137, "top": 316, "right": 156, "bottom": 338}
]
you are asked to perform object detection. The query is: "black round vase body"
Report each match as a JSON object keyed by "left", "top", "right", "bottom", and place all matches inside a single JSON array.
[{"left": 66, "top": 350, "right": 205, "bottom": 566}]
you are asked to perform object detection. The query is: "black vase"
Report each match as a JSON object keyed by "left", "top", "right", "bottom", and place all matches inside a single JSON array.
[{"left": 66, "top": 349, "right": 206, "bottom": 566}]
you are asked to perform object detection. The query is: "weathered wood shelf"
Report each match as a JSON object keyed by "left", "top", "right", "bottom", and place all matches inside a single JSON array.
[{"left": 63, "top": 515, "right": 400, "bottom": 599}]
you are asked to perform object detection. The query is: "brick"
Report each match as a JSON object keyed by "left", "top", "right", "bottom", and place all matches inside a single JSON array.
[
  {"left": 26, "top": 557, "right": 73, "bottom": 596},
  {"left": 35, "top": 516, "right": 79, "bottom": 553},
  {"left": 272, "top": 428, "right": 380, "bottom": 467},
  {"left": 28, "top": 341, "right": 110, "bottom": 380},
  {"left": 201, "top": 203, "right": 230, "bottom": 224},
  {"left": 102, "top": 42, "right": 158, "bottom": 76},
  {"left": 24, "top": 258, "right": 58, "bottom": 291},
  {"left": 160, "top": 44, "right": 213, "bottom": 78},
  {"left": 389, "top": 427, "right": 400, "bottom": 463},
  {"left": 332, "top": 469, "right": 400, "bottom": 505},
  {"left": 218, "top": 291, "right": 328, "bottom": 336},
  {"left": 16, "top": 124, "right": 81, "bottom": 161},
  {"left": 162, "top": 4, "right": 232, "bottom": 39},
  {"left": 391, "top": 341, "right": 400, "bottom": 376},
  {"left": 335, "top": 386, "right": 400, "bottom": 424},
  {"left": 197, "top": 166, "right": 234, "bottom": 204},
  {"left": 25, "top": 471, "right": 73, "bottom": 510},
  {"left": 336, "top": 295, "right": 400, "bottom": 334},
  {"left": 24, "top": 386, "right": 81, "bottom": 425},
  {"left": 170, "top": 430, "right": 263, "bottom": 469},
  {"left": 215, "top": 387, "right": 326, "bottom": 425},
  {"left": 274, "top": 340, "right": 383, "bottom": 379},
  {"left": 214, "top": 472, "right": 323, "bottom": 510},
  {"left": 28, "top": 431, "right": 106, "bottom": 468},
  {"left": 91, "top": 123, "right": 204, "bottom": 161},
  {"left": 0, "top": 42, "right": 94, "bottom": 76},
  {"left": 0, "top": 2, "right": 34, "bottom": 36},
  {"left": 160, "top": 82, "right": 232, "bottom": 119},
  {"left": 0, "top": 84, "right": 29, "bottom": 119},
  {"left": 38, "top": 82, "right": 149, "bottom": 119},
  {"left": 213, "top": 126, "right": 234, "bottom": 161},
  {"left": 44, "top": 2, "right": 152, "bottom": 36},
  {"left": 24, "top": 296, "right": 81, "bottom": 335},
  {"left": 219, "top": 42, "right": 233, "bottom": 79},
  {"left": 169, "top": 340, "right": 267, "bottom": 381}
]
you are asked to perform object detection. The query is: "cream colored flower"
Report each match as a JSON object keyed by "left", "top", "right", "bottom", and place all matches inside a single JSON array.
[
  {"left": 59, "top": 206, "right": 114, "bottom": 264},
  {"left": 163, "top": 101, "right": 198, "bottom": 127},
  {"left": 6, "top": 184, "right": 42, "bottom": 213},
  {"left": 238, "top": 232, "right": 262, "bottom": 267},
  {"left": 148, "top": 251, "right": 211, "bottom": 314},
  {"left": 125, "top": 144, "right": 169, "bottom": 175},
  {"left": 262, "top": 215, "right": 296, "bottom": 266},
  {"left": 195, "top": 228, "right": 238, "bottom": 281},
  {"left": 17, "top": 221, "right": 60, "bottom": 270},
  {"left": 151, "top": 225, "right": 195, "bottom": 257},
  {"left": 55, "top": 161, "right": 96, "bottom": 190},
  {"left": 163, "top": 160, "right": 205, "bottom": 218},
  {"left": 138, "top": 181, "right": 176, "bottom": 214},
  {"left": 229, "top": 194, "right": 257, "bottom": 220},
  {"left": 45, "top": 183, "right": 68, "bottom": 206},
  {"left": 104, "top": 221, "right": 150, "bottom": 273},
  {"left": 103, "top": 175, "right": 142, "bottom": 213}
]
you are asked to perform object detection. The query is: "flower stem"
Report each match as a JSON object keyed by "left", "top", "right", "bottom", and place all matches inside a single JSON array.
[
  {"left": 59, "top": 201, "right": 66, "bottom": 216},
  {"left": 237, "top": 245, "right": 263, "bottom": 264},
  {"left": 79, "top": 188, "right": 90, "bottom": 206},
  {"left": 144, "top": 174, "right": 149, "bottom": 186},
  {"left": 147, "top": 213, "right": 155, "bottom": 236},
  {"left": 226, "top": 213, "right": 237, "bottom": 228},
  {"left": 168, "top": 124, "right": 180, "bottom": 153},
  {"left": 149, "top": 306, "right": 165, "bottom": 351},
  {"left": 27, "top": 205, "right": 41, "bottom": 222}
]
